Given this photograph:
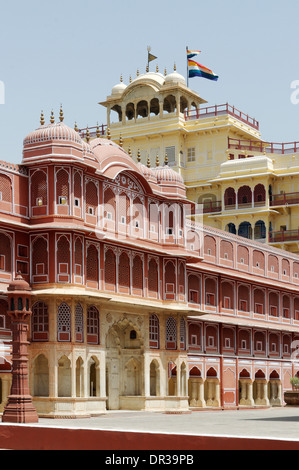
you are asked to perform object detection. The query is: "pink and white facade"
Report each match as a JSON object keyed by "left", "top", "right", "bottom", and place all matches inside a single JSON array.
[{"left": 0, "top": 114, "right": 298, "bottom": 417}]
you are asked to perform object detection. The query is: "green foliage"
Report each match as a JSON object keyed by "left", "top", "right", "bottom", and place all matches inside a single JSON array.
[{"left": 290, "top": 376, "right": 299, "bottom": 389}]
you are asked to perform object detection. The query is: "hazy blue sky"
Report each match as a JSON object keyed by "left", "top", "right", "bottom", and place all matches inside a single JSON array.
[{"left": 1, "top": 0, "right": 299, "bottom": 163}]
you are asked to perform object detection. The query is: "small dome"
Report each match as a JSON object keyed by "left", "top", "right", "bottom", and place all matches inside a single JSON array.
[
  {"left": 153, "top": 164, "right": 184, "bottom": 185},
  {"left": 164, "top": 71, "right": 186, "bottom": 86},
  {"left": 8, "top": 273, "right": 32, "bottom": 293},
  {"left": 24, "top": 122, "right": 82, "bottom": 147},
  {"left": 112, "top": 76, "right": 127, "bottom": 95},
  {"left": 137, "top": 162, "right": 157, "bottom": 183}
]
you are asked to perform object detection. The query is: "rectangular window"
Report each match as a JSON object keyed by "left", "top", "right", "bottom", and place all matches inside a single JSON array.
[
  {"left": 240, "top": 300, "right": 247, "bottom": 311},
  {"left": 187, "top": 147, "right": 196, "bottom": 162},
  {"left": 256, "top": 341, "right": 263, "bottom": 352},
  {"left": 241, "top": 339, "right": 247, "bottom": 349},
  {"left": 165, "top": 146, "right": 176, "bottom": 163},
  {"left": 270, "top": 305, "right": 278, "bottom": 317},
  {"left": 36, "top": 263, "right": 45, "bottom": 275},
  {"left": 74, "top": 198, "right": 80, "bottom": 207},
  {"left": 191, "top": 334, "right": 198, "bottom": 345},
  {"left": 206, "top": 293, "right": 215, "bottom": 306},
  {"left": 208, "top": 336, "right": 214, "bottom": 347},
  {"left": 224, "top": 296, "right": 231, "bottom": 309},
  {"left": 225, "top": 338, "right": 231, "bottom": 348},
  {"left": 255, "top": 303, "right": 263, "bottom": 315},
  {"left": 189, "top": 290, "right": 198, "bottom": 304},
  {"left": 283, "top": 308, "right": 290, "bottom": 318},
  {"left": 0, "top": 255, "right": 5, "bottom": 271},
  {"left": 59, "top": 196, "right": 67, "bottom": 205}
]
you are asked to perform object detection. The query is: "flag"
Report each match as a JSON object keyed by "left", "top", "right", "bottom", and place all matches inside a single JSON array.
[
  {"left": 148, "top": 52, "right": 157, "bottom": 62},
  {"left": 188, "top": 59, "right": 218, "bottom": 81},
  {"left": 187, "top": 50, "right": 201, "bottom": 59}
]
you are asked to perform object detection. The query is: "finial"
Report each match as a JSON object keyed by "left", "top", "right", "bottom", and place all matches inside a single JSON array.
[
  {"left": 164, "top": 67, "right": 167, "bottom": 76},
  {"left": 128, "top": 146, "right": 132, "bottom": 157},
  {"left": 146, "top": 65, "right": 149, "bottom": 73},
  {"left": 137, "top": 68, "right": 139, "bottom": 77},
  {"left": 147, "top": 156, "right": 151, "bottom": 168},
  {"left": 74, "top": 122, "right": 78, "bottom": 132},
  {"left": 137, "top": 149, "right": 141, "bottom": 163},
  {"left": 50, "top": 110, "right": 55, "bottom": 124},
  {"left": 59, "top": 104, "right": 64, "bottom": 122},
  {"left": 86, "top": 127, "right": 90, "bottom": 142},
  {"left": 120, "top": 74, "right": 123, "bottom": 82},
  {"left": 107, "top": 127, "right": 111, "bottom": 140},
  {"left": 156, "top": 154, "right": 160, "bottom": 167},
  {"left": 156, "top": 64, "right": 159, "bottom": 72},
  {"left": 164, "top": 153, "right": 168, "bottom": 166},
  {"left": 40, "top": 110, "right": 45, "bottom": 126},
  {"left": 96, "top": 123, "right": 101, "bottom": 138},
  {"left": 129, "top": 75, "right": 132, "bottom": 83},
  {"left": 119, "top": 134, "right": 123, "bottom": 147},
  {"left": 174, "top": 63, "right": 176, "bottom": 71}
]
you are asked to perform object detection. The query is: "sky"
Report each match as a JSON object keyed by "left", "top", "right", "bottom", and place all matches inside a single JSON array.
[{"left": 1, "top": 0, "right": 299, "bottom": 163}]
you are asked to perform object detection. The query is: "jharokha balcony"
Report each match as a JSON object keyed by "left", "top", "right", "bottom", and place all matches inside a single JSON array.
[
  {"left": 270, "top": 192, "right": 299, "bottom": 207},
  {"left": 228, "top": 137, "right": 299, "bottom": 155}
]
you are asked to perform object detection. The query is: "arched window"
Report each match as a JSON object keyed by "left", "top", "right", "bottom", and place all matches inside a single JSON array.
[
  {"left": 32, "top": 301, "right": 49, "bottom": 341},
  {"left": 254, "top": 184, "right": 266, "bottom": 205},
  {"left": 32, "top": 236, "right": 48, "bottom": 281},
  {"left": 149, "top": 314, "right": 160, "bottom": 348},
  {"left": 165, "top": 260, "right": 176, "bottom": 300},
  {"left": 104, "top": 249, "right": 116, "bottom": 289},
  {"left": 180, "top": 318, "right": 186, "bottom": 349},
  {"left": 31, "top": 170, "right": 47, "bottom": 211},
  {"left": 119, "top": 252, "right": 130, "bottom": 289},
  {"left": 87, "top": 306, "right": 100, "bottom": 344},
  {"left": 224, "top": 187, "right": 236, "bottom": 208},
  {"left": 57, "top": 302, "right": 71, "bottom": 342},
  {"left": 132, "top": 255, "right": 143, "bottom": 291},
  {"left": 86, "top": 244, "right": 99, "bottom": 284},
  {"left": 85, "top": 180, "right": 98, "bottom": 216},
  {"left": 148, "top": 258, "right": 159, "bottom": 296},
  {"left": 0, "top": 173, "right": 12, "bottom": 204},
  {"left": 57, "top": 235, "right": 70, "bottom": 281},
  {"left": 74, "top": 237, "right": 83, "bottom": 280},
  {"left": 75, "top": 303, "right": 84, "bottom": 343},
  {"left": 0, "top": 232, "right": 11, "bottom": 274},
  {"left": 166, "top": 317, "right": 177, "bottom": 349},
  {"left": 56, "top": 169, "right": 69, "bottom": 206},
  {"left": 73, "top": 171, "right": 82, "bottom": 213},
  {"left": 238, "top": 186, "right": 252, "bottom": 206}
]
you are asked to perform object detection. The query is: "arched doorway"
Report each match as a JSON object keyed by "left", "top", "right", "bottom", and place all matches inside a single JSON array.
[{"left": 105, "top": 318, "right": 144, "bottom": 410}]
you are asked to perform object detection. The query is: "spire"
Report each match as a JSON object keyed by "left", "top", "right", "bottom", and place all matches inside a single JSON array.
[
  {"left": 156, "top": 154, "right": 160, "bottom": 167},
  {"left": 50, "top": 110, "right": 55, "bottom": 124},
  {"left": 137, "top": 68, "right": 139, "bottom": 77},
  {"left": 59, "top": 104, "right": 64, "bottom": 122},
  {"left": 156, "top": 64, "right": 159, "bottom": 72},
  {"left": 40, "top": 111, "right": 45, "bottom": 126},
  {"left": 174, "top": 62, "right": 177, "bottom": 71},
  {"left": 137, "top": 149, "right": 141, "bottom": 163},
  {"left": 74, "top": 122, "right": 78, "bottom": 132},
  {"left": 96, "top": 123, "right": 101, "bottom": 138},
  {"left": 164, "top": 153, "right": 168, "bottom": 166},
  {"left": 120, "top": 74, "right": 123, "bottom": 82},
  {"left": 164, "top": 67, "right": 167, "bottom": 76},
  {"left": 147, "top": 156, "right": 151, "bottom": 168},
  {"left": 86, "top": 127, "right": 90, "bottom": 142},
  {"left": 106, "top": 127, "right": 111, "bottom": 140}
]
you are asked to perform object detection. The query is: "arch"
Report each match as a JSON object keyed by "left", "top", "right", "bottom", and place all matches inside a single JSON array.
[
  {"left": 239, "top": 368, "right": 251, "bottom": 378},
  {"left": 253, "top": 249, "right": 265, "bottom": 269},
  {"left": 188, "top": 323, "right": 201, "bottom": 349},
  {"left": 132, "top": 196, "right": 143, "bottom": 232},
  {"left": 269, "top": 291, "right": 279, "bottom": 317},
  {"left": 224, "top": 187, "right": 236, "bottom": 208},
  {"left": 76, "top": 356, "right": 84, "bottom": 397},
  {"left": 0, "top": 232, "right": 12, "bottom": 275},
  {"left": 254, "top": 184, "right": 266, "bottom": 205},
  {"left": 255, "top": 369, "right": 266, "bottom": 379},
  {"left": 150, "top": 97, "right": 159, "bottom": 116},
  {"left": 125, "top": 102, "right": 135, "bottom": 120},
  {"left": 136, "top": 100, "right": 148, "bottom": 118},
  {"left": 204, "top": 235, "right": 216, "bottom": 258},
  {"left": 74, "top": 237, "right": 83, "bottom": 279},
  {"left": 220, "top": 240, "right": 233, "bottom": 261},
  {"left": 253, "top": 288, "right": 265, "bottom": 314},
  {"left": 166, "top": 317, "right": 177, "bottom": 349},
  {"left": 124, "top": 358, "right": 141, "bottom": 396},
  {"left": 58, "top": 355, "right": 71, "bottom": 397},
  {"left": 190, "top": 366, "right": 201, "bottom": 377},
  {"left": 32, "top": 236, "right": 48, "bottom": 280},
  {"left": 132, "top": 254, "right": 143, "bottom": 291},
  {"left": 89, "top": 356, "right": 100, "bottom": 397},
  {"left": 238, "top": 221, "right": 252, "bottom": 239},
  {"left": 238, "top": 284, "right": 250, "bottom": 312},
  {"left": 85, "top": 180, "right": 98, "bottom": 216},
  {"left": 104, "top": 248, "right": 116, "bottom": 289},
  {"left": 254, "top": 220, "right": 266, "bottom": 239},
  {"left": 164, "top": 260, "right": 176, "bottom": 300},
  {"left": 206, "top": 367, "right": 217, "bottom": 378},
  {"left": 188, "top": 274, "right": 201, "bottom": 304},
  {"left": 238, "top": 185, "right": 252, "bottom": 207},
  {"left": 163, "top": 94, "right": 177, "bottom": 113},
  {"left": 148, "top": 258, "right": 159, "bottom": 296},
  {"left": 56, "top": 168, "right": 70, "bottom": 206},
  {"left": 225, "top": 223, "right": 236, "bottom": 234},
  {"left": 150, "top": 360, "right": 160, "bottom": 396},
  {"left": 31, "top": 170, "right": 47, "bottom": 209},
  {"left": 205, "top": 277, "right": 217, "bottom": 307},
  {"left": 57, "top": 302, "right": 71, "bottom": 342},
  {"left": 104, "top": 187, "right": 116, "bottom": 226},
  {"left": 118, "top": 251, "right": 130, "bottom": 289},
  {"left": 33, "top": 354, "right": 49, "bottom": 397},
  {"left": 221, "top": 280, "right": 234, "bottom": 310},
  {"left": 57, "top": 235, "right": 70, "bottom": 281},
  {"left": 86, "top": 244, "right": 99, "bottom": 284}
]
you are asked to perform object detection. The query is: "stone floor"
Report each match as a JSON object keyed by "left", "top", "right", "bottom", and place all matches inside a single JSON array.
[{"left": 11, "top": 406, "right": 299, "bottom": 442}]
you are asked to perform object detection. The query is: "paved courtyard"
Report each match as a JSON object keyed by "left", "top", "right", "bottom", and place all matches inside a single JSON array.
[{"left": 16, "top": 407, "right": 299, "bottom": 442}]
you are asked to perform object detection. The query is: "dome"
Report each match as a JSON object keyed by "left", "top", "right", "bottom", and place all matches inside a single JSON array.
[
  {"left": 137, "top": 162, "right": 157, "bottom": 183},
  {"left": 153, "top": 164, "right": 184, "bottom": 185},
  {"left": 130, "top": 72, "right": 165, "bottom": 88},
  {"left": 7, "top": 273, "right": 32, "bottom": 293},
  {"left": 23, "top": 121, "right": 82, "bottom": 147},
  {"left": 111, "top": 81, "right": 127, "bottom": 95},
  {"left": 164, "top": 71, "right": 186, "bottom": 86}
]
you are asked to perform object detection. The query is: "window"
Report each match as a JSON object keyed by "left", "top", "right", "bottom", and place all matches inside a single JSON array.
[
  {"left": 106, "top": 212, "right": 112, "bottom": 220},
  {"left": 0, "top": 315, "right": 5, "bottom": 329},
  {"left": 208, "top": 336, "right": 214, "bottom": 347},
  {"left": 283, "top": 308, "right": 290, "bottom": 318},
  {"left": 225, "top": 338, "right": 231, "bottom": 348},
  {"left": 241, "top": 339, "right": 247, "bottom": 349},
  {"left": 240, "top": 300, "right": 247, "bottom": 311},
  {"left": 191, "top": 334, "right": 198, "bottom": 345},
  {"left": 121, "top": 216, "right": 126, "bottom": 224},
  {"left": 271, "top": 343, "right": 277, "bottom": 353},
  {"left": 187, "top": 147, "right": 195, "bottom": 162},
  {"left": 59, "top": 196, "right": 67, "bottom": 205},
  {"left": 166, "top": 228, "right": 173, "bottom": 235},
  {"left": 224, "top": 296, "right": 231, "bottom": 309},
  {"left": 32, "top": 301, "right": 49, "bottom": 341},
  {"left": 256, "top": 341, "right": 263, "bottom": 352},
  {"left": 130, "top": 330, "right": 137, "bottom": 340},
  {"left": 206, "top": 293, "right": 215, "bottom": 306},
  {"left": 149, "top": 314, "right": 160, "bottom": 348},
  {"left": 255, "top": 303, "right": 263, "bottom": 315},
  {"left": 87, "top": 306, "right": 100, "bottom": 344},
  {"left": 165, "top": 146, "right": 176, "bottom": 163},
  {"left": 74, "top": 198, "right": 80, "bottom": 207},
  {"left": 270, "top": 305, "right": 278, "bottom": 317},
  {"left": 0, "top": 255, "right": 5, "bottom": 271},
  {"left": 189, "top": 290, "right": 198, "bottom": 303}
]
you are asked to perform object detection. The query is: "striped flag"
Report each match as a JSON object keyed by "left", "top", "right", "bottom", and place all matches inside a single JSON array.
[{"left": 188, "top": 59, "right": 218, "bottom": 81}]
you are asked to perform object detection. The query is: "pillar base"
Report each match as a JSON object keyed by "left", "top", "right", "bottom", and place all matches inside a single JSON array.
[{"left": 2, "top": 394, "right": 39, "bottom": 423}]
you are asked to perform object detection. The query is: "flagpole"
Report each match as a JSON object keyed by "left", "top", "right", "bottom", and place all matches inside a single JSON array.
[{"left": 186, "top": 46, "right": 189, "bottom": 88}]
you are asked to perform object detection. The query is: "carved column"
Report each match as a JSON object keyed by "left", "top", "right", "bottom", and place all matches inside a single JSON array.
[{"left": 2, "top": 274, "right": 38, "bottom": 423}]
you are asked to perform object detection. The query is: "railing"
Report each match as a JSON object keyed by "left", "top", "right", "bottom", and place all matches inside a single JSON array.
[
  {"left": 269, "top": 230, "right": 299, "bottom": 243},
  {"left": 228, "top": 137, "right": 299, "bottom": 155},
  {"left": 199, "top": 201, "right": 222, "bottom": 213},
  {"left": 79, "top": 124, "right": 107, "bottom": 139},
  {"left": 184, "top": 103, "right": 259, "bottom": 130},
  {"left": 270, "top": 192, "right": 299, "bottom": 207}
]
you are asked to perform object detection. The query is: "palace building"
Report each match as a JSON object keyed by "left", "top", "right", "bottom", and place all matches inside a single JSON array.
[
  {"left": 0, "top": 102, "right": 299, "bottom": 418},
  {"left": 94, "top": 66, "right": 299, "bottom": 254}
]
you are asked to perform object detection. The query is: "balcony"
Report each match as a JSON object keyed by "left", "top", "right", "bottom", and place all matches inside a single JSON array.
[
  {"left": 269, "top": 230, "right": 299, "bottom": 243},
  {"left": 199, "top": 200, "right": 222, "bottom": 213},
  {"left": 185, "top": 104, "right": 259, "bottom": 131},
  {"left": 270, "top": 192, "right": 299, "bottom": 207},
  {"left": 228, "top": 138, "right": 299, "bottom": 155}
]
